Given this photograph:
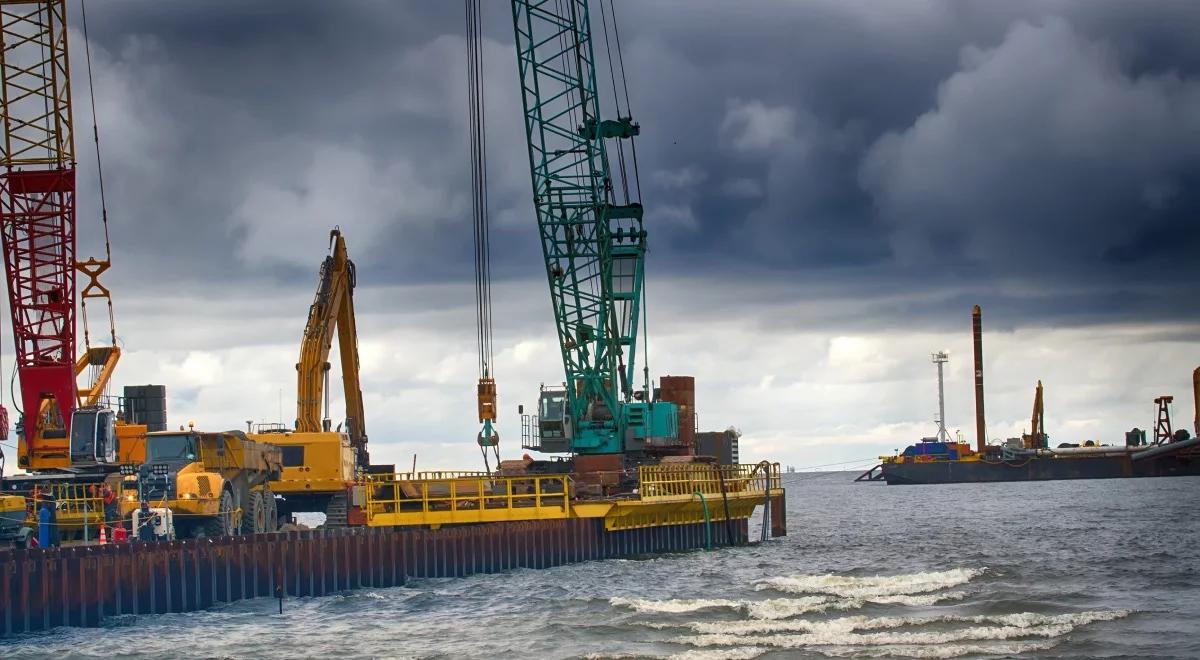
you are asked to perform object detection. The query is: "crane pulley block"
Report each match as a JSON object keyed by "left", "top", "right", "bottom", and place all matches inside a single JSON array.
[
  {"left": 579, "top": 116, "right": 639, "bottom": 140},
  {"left": 602, "top": 203, "right": 643, "bottom": 221},
  {"left": 477, "top": 378, "right": 497, "bottom": 424}
]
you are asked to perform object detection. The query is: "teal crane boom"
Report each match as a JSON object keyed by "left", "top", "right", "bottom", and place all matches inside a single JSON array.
[{"left": 510, "top": 0, "right": 677, "bottom": 455}]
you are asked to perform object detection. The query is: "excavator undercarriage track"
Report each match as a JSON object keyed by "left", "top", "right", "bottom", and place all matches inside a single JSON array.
[{"left": 323, "top": 492, "right": 348, "bottom": 529}]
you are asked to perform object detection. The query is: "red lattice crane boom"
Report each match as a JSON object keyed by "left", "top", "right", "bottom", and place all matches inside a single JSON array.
[
  {"left": 0, "top": 0, "right": 80, "bottom": 453},
  {"left": 1, "top": 0, "right": 124, "bottom": 472}
]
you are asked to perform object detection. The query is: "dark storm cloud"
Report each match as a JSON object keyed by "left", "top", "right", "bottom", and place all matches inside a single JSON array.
[
  {"left": 70, "top": 0, "right": 1200, "bottom": 326},
  {"left": 861, "top": 16, "right": 1200, "bottom": 281},
  {"left": 73, "top": 1, "right": 516, "bottom": 290}
]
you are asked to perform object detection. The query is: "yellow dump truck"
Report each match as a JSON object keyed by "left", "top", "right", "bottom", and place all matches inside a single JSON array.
[{"left": 120, "top": 430, "right": 282, "bottom": 538}]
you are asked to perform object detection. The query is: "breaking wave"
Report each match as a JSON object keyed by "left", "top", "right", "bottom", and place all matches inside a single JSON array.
[
  {"left": 674, "top": 610, "right": 1131, "bottom": 651},
  {"left": 610, "top": 570, "right": 1130, "bottom": 657},
  {"left": 585, "top": 648, "right": 767, "bottom": 660},
  {"left": 680, "top": 610, "right": 1130, "bottom": 636},
  {"left": 755, "top": 568, "right": 983, "bottom": 599},
  {"left": 609, "top": 597, "right": 746, "bottom": 614},
  {"left": 667, "top": 648, "right": 767, "bottom": 660},
  {"left": 610, "top": 590, "right": 966, "bottom": 621},
  {"left": 746, "top": 597, "right": 852, "bottom": 620},
  {"left": 611, "top": 595, "right": 837, "bottom": 619},
  {"left": 812, "top": 640, "right": 1062, "bottom": 658},
  {"left": 863, "top": 592, "right": 969, "bottom": 607}
]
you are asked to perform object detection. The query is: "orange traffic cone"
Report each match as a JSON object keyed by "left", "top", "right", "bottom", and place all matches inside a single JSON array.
[{"left": 99, "top": 524, "right": 108, "bottom": 545}]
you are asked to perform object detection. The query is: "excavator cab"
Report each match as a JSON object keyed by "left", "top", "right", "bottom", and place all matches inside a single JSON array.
[{"left": 69, "top": 407, "right": 118, "bottom": 465}]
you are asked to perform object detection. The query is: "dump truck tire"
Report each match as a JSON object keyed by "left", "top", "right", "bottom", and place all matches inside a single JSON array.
[
  {"left": 203, "top": 488, "right": 236, "bottom": 537},
  {"left": 246, "top": 492, "right": 267, "bottom": 535},
  {"left": 263, "top": 489, "right": 278, "bottom": 532}
]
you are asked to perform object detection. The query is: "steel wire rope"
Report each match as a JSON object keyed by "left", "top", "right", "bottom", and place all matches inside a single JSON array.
[
  {"left": 606, "top": 0, "right": 642, "bottom": 202},
  {"left": 466, "top": 0, "right": 500, "bottom": 473},
  {"left": 466, "top": 0, "right": 493, "bottom": 381},
  {"left": 595, "top": 0, "right": 650, "bottom": 393},
  {"left": 595, "top": 0, "right": 633, "bottom": 397},
  {"left": 79, "top": 0, "right": 117, "bottom": 354},
  {"left": 596, "top": 0, "right": 629, "bottom": 205},
  {"left": 79, "top": 0, "right": 111, "bottom": 265}
]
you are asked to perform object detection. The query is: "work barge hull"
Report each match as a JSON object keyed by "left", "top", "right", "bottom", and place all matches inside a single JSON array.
[
  {"left": 0, "top": 463, "right": 786, "bottom": 637},
  {"left": 880, "top": 451, "right": 1200, "bottom": 485}
]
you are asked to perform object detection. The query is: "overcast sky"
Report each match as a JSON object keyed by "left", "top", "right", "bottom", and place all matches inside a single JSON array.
[{"left": 7, "top": 0, "right": 1198, "bottom": 473}]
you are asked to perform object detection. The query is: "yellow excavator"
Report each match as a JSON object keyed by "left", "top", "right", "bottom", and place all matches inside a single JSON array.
[{"left": 248, "top": 228, "right": 377, "bottom": 527}]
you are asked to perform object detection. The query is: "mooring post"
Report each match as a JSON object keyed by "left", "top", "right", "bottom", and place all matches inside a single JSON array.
[
  {"left": 692, "top": 489, "right": 712, "bottom": 551},
  {"left": 275, "top": 549, "right": 284, "bottom": 614}
]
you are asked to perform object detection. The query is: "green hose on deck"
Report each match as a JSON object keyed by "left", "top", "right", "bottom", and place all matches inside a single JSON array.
[{"left": 693, "top": 489, "right": 712, "bottom": 551}]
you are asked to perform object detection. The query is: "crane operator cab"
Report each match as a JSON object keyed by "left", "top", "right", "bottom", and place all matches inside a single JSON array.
[
  {"left": 536, "top": 386, "right": 572, "bottom": 453},
  {"left": 69, "top": 407, "right": 118, "bottom": 465}
]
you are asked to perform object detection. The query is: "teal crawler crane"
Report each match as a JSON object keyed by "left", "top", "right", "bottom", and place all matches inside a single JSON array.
[{"left": 510, "top": 1, "right": 680, "bottom": 458}]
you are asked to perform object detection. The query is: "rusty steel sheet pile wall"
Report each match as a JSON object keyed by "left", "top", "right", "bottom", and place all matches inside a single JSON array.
[{"left": 0, "top": 518, "right": 748, "bottom": 637}]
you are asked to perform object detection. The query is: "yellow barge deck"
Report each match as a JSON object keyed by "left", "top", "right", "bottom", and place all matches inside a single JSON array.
[
  {"left": 361, "top": 463, "right": 785, "bottom": 532},
  {"left": 11, "top": 463, "right": 786, "bottom": 540}
]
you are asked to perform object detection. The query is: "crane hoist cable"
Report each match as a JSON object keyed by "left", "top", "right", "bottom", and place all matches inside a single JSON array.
[
  {"left": 74, "top": 0, "right": 123, "bottom": 414},
  {"left": 467, "top": 0, "right": 499, "bottom": 473},
  {"left": 77, "top": 0, "right": 117, "bottom": 355},
  {"left": 596, "top": 0, "right": 651, "bottom": 397}
]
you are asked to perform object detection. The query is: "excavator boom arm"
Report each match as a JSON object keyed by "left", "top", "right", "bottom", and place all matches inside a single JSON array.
[
  {"left": 295, "top": 229, "right": 367, "bottom": 462},
  {"left": 336, "top": 262, "right": 366, "bottom": 445}
]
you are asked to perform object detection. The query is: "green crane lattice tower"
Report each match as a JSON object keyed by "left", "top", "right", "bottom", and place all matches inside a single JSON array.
[{"left": 511, "top": 0, "right": 674, "bottom": 455}]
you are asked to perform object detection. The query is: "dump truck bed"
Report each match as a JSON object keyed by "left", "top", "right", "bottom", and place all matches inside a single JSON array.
[{"left": 196, "top": 431, "right": 282, "bottom": 478}]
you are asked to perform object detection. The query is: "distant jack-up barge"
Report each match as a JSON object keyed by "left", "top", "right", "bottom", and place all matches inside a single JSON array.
[{"left": 860, "top": 306, "right": 1200, "bottom": 485}]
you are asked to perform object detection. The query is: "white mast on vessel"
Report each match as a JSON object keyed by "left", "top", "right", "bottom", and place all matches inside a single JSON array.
[{"left": 932, "top": 351, "right": 950, "bottom": 442}]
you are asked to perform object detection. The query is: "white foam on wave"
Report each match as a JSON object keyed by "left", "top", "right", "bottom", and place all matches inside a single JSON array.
[
  {"left": 611, "top": 595, "right": 837, "bottom": 619},
  {"left": 755, "top": 568, "right": 983, "bottom": 599},
  {"left": 612, "top": 590, "right": 970, "bottom": 623},
  {"left": 864, "top": 591, "right": 969, "bottom": 606},
  {"left": 583, "top": 647, "right": 767, "bottom": 660},
  {"left": 745, "top": 596, "right": 843, "bottom": 619},
  {"left": 667, "top": 647, "right": 767, "bottom": 660},
  {"left": 683, "top": 609, "right": 1131, "bottom": 636},
  {"left": 686, "top": 614, "right": 915, "bottom": 636},
  {"left": 609, "top": 597, "right": 745, "bottom": 614},
  {"left": 679, "top": 625, "right": 1064, "bottom": 649},
  {"left": 813, "top": 639, "right": 1061, "bottom": 659},
  {"left": 675, "top": 609, "right": 1130, "bottom": 650}
]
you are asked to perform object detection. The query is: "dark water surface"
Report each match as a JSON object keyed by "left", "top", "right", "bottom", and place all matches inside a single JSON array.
[{"left": 5, "top": 473, "right": 1198, "bottom": 659}]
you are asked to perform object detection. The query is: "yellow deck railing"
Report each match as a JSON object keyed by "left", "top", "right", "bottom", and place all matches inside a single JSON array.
[
  {"left": 638, "top": 463, "right": 782, "bottom": 501},
  {"left": 24, "top": 484, "right": 108, "bottom": 538},
  {"left": 363, "top": 470, "right": 491, "bottom": 483},
  {"left": 363, "top": 473, "right": 570, "bottom": 526}
]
